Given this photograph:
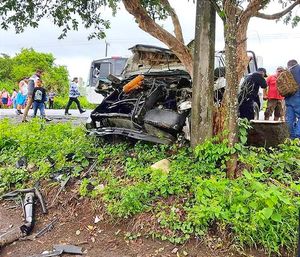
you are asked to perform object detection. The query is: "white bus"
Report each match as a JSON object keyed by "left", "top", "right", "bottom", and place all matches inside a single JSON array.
[{"left": 86, "top": 57, "right": 127, "bottom": 104}]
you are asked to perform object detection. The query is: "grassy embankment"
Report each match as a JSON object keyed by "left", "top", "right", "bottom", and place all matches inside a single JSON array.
[{"left": 0, "top": 119, "right": 299, "bottom": 255}]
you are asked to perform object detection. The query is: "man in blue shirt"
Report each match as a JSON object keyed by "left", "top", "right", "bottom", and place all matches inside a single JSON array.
[
  {"left": 65, "top": 77, "right": 86, "bottom": 115},
  {"left": 286, "top": 59, "right": 300, "bottom": 139}
]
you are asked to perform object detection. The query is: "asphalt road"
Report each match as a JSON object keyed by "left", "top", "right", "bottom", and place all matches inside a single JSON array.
[{"left": 0, "top": 109, "right": 92, "bottom": 125}]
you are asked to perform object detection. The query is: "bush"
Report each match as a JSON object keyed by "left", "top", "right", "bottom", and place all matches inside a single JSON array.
[
  {"left": 0, "top": 80, "right": 16, "bottom": 93},
  {"left": 0, "top": 119, "right": 97, "bottom": 183},
  {"left": 52, "top": 96, "right": 96, "bottom": 109},
  {"left": 0, "top": 119, "right": 299, "bottom": 255}
]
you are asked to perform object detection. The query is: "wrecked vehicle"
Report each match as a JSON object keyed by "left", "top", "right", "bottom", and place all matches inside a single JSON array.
[{"left": 86, "top": 44, "right": 260, "bottom": 144}]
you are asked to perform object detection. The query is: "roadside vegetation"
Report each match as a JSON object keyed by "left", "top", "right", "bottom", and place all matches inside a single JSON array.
[
  {"left": 0, "top": 49, "right": 69, "bottom": 95},
  {"left": 0, "top": 119, "right": 299, "bottom": 255},
  {"left": 0, "top": 49, "right": 93, "bottom": 109},
  {"left": 52, "top": 96, "right": 96, "bottom": 109}
]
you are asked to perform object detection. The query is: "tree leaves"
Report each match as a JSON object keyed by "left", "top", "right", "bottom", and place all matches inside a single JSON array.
[{"left": 0, "top": 0, "right": 113, "bottom": 39}]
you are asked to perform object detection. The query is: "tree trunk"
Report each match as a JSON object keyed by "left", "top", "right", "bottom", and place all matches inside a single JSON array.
[
  {"left": 191, "top": 0, "right": 216, "bottom": 147},
  {"left": 236, "top": 18, "right": 250, "bottom": 81},
  {"left": 223, "top": 3, "right": 239, "bottom": 179},
  {"left": 122, "top": 0, "right": 193, "bottom": 75}
]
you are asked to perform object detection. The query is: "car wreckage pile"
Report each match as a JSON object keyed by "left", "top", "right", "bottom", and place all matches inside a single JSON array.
[
  {"left": 87, "top": 44, "right": 261, "bottom": 144},
  {"left": 88, "top": 69, "right": 192, "bottom": 144}
]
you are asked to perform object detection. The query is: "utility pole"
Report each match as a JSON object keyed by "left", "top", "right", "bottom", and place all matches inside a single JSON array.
[
  {"left": 105, "top": 41, "right": 110, "bottom": 57},
  {"left": 191, "top": 0, "right": 216, "bottom": 147}
]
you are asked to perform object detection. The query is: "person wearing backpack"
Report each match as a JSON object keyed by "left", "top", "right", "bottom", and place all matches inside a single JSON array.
[
  {"left": 285, "top": 59, "right": 300, "bottom": 139},
  {"left": 264, "top": 67, "right": 285, "bottom": 121}
]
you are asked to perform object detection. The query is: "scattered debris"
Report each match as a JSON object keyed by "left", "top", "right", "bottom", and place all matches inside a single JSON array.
[
  {"left": 151, "top": 159, "right": 170, "bottom": 174},
  {"left": 65, "top": 153, "right": 75, "bottom": 162},
  {"left": 81, "top": 159, "right": 98, "bottom": 178},
  {"left": 75, "top": 230, "right": 81, "bottom": 236},
  {"left": 171, "top": 248, "right": 179, "bottom": 254},
  {"left": 47, "top": 156, "right": 55, "bottom": 169},
  {"left": 94, "top": 215, "right": 103, "bottom": 224},
  {"left": 87, "top": 225, "right": 95, "bottom": 231},
  {"left": 33, "top": 218, "right": 58, "bottom": 239},
  {"left": 28, "top": 244, "right": 83, "bottom": 257},
  {"left": 16, "top": 156, "right": 27, "bottom": 169},
  {"left": 0, "top": 186, "right": 47, "bottom": 247},
  {"left": 49, "top": 176, "right": 71, "bottom": 208},
  {"left": 27, "top": 163, "right": 38, "bottom": 172}
]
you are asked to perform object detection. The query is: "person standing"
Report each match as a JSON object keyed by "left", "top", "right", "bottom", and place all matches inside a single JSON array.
[
  {"left": 264, "top": 67, "right": 285, "bottom": 121},
  {"left": 65, "top": 77, "right": 85, "bottom": 115},
  {"left": 48, "top": 89, "right": 56, "bottom": 109},
  {"left": 22, "top": 69, "right": 43, "bottom": 122},
  {"left": 1, "top": 89, "right": 9, "bottom": 108},
  {"left": 238, "top": 68, "right": 268, "bottom": 120},
  {"left": 32, "top": 79, "right": 47, "bottom": 118},
  {"left": 285, "top": 59, "right": 300, "bottom": 139},
  {"left": 11, "top": 88, "right": 18, "bottom": 110},
  {"left": 16, "top": 78, "right": 28, "bottom": 115}
]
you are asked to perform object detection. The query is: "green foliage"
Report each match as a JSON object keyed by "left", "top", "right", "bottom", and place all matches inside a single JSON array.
[
  {"left": 0, "top": 119, "right": 299, "bottom": 255},
  {"left": 0, "top": 119, "right": 97, "bottom": 187},
  {"left": 11, "top": 48, "right": 55, "bottom": 81},
  {"left": 78, "top": 138, "right": 299, "bottom": 254},
  {"left": 0, "top": 48, "right": 69, "bottom": 95},
  {"left": 188, "top": 176, "right": 298, "bottom": 253},
  {"left": 0, "top": 0, "right": 113, "bottom": 39},
  {"left": 0, "top": 167, "right": 29, "bottom": 194},
  {"left": 0, "top": 80, "right": 17, "bottom": 93},
  {"left": 0, "top": 54, "right": 13, "bottom": 79},
  {"left": 0, "top": 0, "right": 176, "bottom": 40},
  {"left": 53, "top": 96, "right": 96, "bottom": 109}
]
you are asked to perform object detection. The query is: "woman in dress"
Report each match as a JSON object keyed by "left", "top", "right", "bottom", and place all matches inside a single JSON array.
[{"left": 16, "top": 78, "right": 28, "bottom": 115}]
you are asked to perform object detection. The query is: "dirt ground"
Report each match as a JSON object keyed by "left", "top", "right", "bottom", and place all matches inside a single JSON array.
[{"left": 0, "top": 181, "right": 270, "bottom": 257}]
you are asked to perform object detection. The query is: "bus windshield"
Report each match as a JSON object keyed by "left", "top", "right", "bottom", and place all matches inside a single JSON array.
[{"left": 88, "top": 57, "right": 127, "bottom": 87}]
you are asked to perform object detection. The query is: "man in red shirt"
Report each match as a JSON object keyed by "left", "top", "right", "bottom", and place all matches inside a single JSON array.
[{"left": 264, "top": 67, "right": 285, "bottom": 121}]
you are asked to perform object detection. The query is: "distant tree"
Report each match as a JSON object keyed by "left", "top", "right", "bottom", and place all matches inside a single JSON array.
[
  {"left": 0, "top": 54, "right": 13, "bottom": 80},
  {"left": 0, "top": 48, "right": 69, "bottom": 94},
  {"left": 10, "top": 48, "right": 55, "bottom": 81}
]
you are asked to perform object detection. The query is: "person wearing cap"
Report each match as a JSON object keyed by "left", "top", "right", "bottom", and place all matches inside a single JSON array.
[
  {"left": 264, "top": 67, "right": 285, "bottom": 121},
  {"left": 22, "top": 69, "right": 43, "bottom": 122},
  {"left": 65, "top": 77, "right": 86, "bottom": 115},
  {"left": 238, "top": 68, "right": 268, "bottom": 120},
  {"left": 285, "top": 59, "right": 300, "bottom": 139}
]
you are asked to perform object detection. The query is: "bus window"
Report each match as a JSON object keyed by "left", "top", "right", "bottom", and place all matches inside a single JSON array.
[
  {"left": 93, "top": 62, "right": 112, "bottom": 79},
  {"left": 114, "top": 58, "right": 127, "bottom": 76}
]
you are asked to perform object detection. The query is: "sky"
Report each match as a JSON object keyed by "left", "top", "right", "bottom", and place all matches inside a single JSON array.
[{"left": 0, "top": 1, "right": 300, "bottom": 82}]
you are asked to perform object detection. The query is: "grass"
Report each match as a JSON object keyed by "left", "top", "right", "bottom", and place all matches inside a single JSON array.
[{"left": 0, "top": 119, "right": 299, "bottom": 255}]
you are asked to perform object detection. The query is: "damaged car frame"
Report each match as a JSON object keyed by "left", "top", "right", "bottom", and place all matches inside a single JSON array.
[{"left": 86, "top": 44, "right": 260, "bottom": 144}]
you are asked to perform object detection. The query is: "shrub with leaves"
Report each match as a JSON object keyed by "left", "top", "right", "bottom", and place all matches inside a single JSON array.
[{"left": 0, "top": 119, "right": 299, "bottom": 255}]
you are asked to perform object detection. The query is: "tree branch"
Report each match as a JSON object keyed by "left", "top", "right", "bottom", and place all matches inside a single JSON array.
[
  {"left": 160, "top": 0, "right": 184, "bottom": 44},
  {"left": 242, "top": 0, "right": 262, "bottom": 22},
  {"left": 209, "top": 0, "right": 225, "bottom": 22},
  {"left": 255, "top": 0, "right": 300, "bottom": 20},
  {"left": 122, "top": 0, "right": 193, "bottom": 75}
]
